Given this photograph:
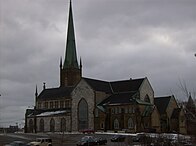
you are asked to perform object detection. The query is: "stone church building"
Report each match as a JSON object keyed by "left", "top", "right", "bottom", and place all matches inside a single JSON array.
[{"left": 25, "top": 1, "right": 187, "bottom": 134}]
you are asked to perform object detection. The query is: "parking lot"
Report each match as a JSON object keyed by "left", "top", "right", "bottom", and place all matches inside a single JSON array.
[
  {"left": 0, "top": 132, "right": 195, "bottom": 146},
  {"left": 0, "top": 133, "right": 132, "bottom": 146}
]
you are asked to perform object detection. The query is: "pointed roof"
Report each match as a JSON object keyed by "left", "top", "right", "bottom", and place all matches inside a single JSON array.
[
  {"left": 63, "top": 1, "right": 79, "bottom": 69},
  {"left": 186, "top": 94, "right": 196, "bottom": 114},
  {"left": 187, "top": 94, "right": 195, "bottom": 109},
  {"left": 154, "top": 96, "right": 172, "bottom": 114}
]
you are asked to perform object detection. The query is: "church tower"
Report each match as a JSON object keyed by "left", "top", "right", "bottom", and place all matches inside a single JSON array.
[{"left": 60, "top": 1, "right": 82, "bottom": 87}]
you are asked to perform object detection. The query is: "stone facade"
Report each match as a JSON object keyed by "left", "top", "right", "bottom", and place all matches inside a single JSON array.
[
  {"left": 26, "top": 112, "right": 71, "bottom": 133},
  {"left": 151, "top": 106, "right": 161, "bottom": 132},
  {"left": 139, "top": 78, "right": 154, "bottom": 104},
  {"left": 71, "top": 79, "right": 95, "bottom": 131}
]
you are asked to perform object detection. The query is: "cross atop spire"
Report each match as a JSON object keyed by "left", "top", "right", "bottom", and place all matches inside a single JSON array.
[{"left": 63, "top": 0, "right": 79, "bottom": 69}]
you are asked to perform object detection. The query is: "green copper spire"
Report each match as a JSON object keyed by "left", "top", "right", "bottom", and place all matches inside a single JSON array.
[{"left": 63, "top": 0, "right": 79, "bottom": 69}]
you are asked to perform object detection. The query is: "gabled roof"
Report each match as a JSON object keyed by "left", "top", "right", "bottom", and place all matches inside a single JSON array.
[
  {"left": 37, "top": 86, "right": 74, "bottom": 100},
  {"left": 186, "top": 95, "right": 196, "bottom": 110},
  {"left": 154, "top": 96, "right": 172, "bottom": 114},
  {"left": 98, "top": 92, "right": 137, "bottom": 106},
  {"left": 36, "top": 77, "right": 145, "bottom": 101},
  {"left": 98, "top": 91, "right": 152, "bottom": 110},
  {"left": 110, "top": 78, "right": 144, "bottom": 93},
  {"left": 83, "top": 77, "right": 112, "bottom": 93},
  {"left": 83, "top": 77, "right": 145, "bottom": 94}
]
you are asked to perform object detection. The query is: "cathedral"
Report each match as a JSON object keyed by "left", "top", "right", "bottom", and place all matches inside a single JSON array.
[{"left": 25, "top": 1, "right": 187, "bottom": 134}]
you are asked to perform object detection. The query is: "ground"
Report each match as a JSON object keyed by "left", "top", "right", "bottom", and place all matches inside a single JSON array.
[{"left": 0, "top": 132, "right": 195, "bottom": 146}]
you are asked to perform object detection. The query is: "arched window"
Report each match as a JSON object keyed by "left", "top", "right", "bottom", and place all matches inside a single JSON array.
[
  {"left": 61, "top": 118, "right": 66, "bottom": 132},
  {"left": 39, "top": 119, "right": 44, "bottom": 132},
  {"left": 128, "top": 118, "right": 134, "bottom": 129},
  {"left": 114, "top": 119, "right": 119, "bottom": 129},
  {"left": 29, "top": 119, "right": 34, "bottom": 133},
  {"left": 144, "top": 95, "right": 150, "bottom": 103},
  {"left": 78, "top": 99, "right": 88, "bottom": 130},
  {"left": 50, "top": 118, "right": 55, "bottom": 132}
]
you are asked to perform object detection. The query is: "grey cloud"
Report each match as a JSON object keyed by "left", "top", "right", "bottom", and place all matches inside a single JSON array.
[{"left": 0, "top": 0, "right": 196, "bottom": 127}]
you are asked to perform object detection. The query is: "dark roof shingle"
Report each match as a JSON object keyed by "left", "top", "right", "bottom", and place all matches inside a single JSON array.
[
  {"left": 83, "top": 77, "right": 144, "bottom": 93},
  {"left": 83, "top": 77, "right": 111, "bottom": 93},
  {"left": 154, "top": 96, "right": 172, "bottom": 114},
  {"left": 110, "top": 78, "right": 144, "bottom": 93},
  {"left": 99, "top": 92, "right": 137, "bottom": 106},
  {"left": 37, "top": 86, "right": 74, "bottom": 100}
]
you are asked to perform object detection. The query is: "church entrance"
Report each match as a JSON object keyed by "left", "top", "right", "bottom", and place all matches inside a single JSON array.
[{"left": 78, "top": 99, "right": 88, "bottom": 130}]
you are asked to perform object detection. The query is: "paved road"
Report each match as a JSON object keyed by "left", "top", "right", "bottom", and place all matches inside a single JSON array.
[{"left": 0, "top": 133, "right": 130, "bottom": 146}]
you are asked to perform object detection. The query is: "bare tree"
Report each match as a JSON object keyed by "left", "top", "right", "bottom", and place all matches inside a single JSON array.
[
  {"left": 178, "top": 79, "right": 195, "bottom": 100},
  {"left": 178, "top": 79, "right": 189, "bottom": 98}
]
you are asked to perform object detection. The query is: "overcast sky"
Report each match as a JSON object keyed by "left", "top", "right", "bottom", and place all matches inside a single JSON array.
[{"left": 0, "top": 0, "right": 196, "bottom": 127}]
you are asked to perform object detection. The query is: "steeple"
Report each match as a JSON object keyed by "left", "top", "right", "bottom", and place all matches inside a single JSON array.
[
  {"left": 60, "top": 0, "right": 82, "bottom": 87},
  {"left": 63, "top": 0, "right": 79, "bottom": 69}
]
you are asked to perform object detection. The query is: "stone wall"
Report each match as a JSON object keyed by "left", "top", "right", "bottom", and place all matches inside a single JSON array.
[
  {"left": 151, "top": 106, "right": 161, "bottom": 132},
  {"left": 26, "top": 114, "right": 71, "bottom": 133},
  {"left": 139, "top": 78, "right": 154, "bottom": 104},
  {"left": 71, "top": 79, "right": 95, "bottom": 131},
  {"left": 166, "top": 96, "right": 178, "bottom": 119},
  {"left": 36, "top": 115, "right": 71, "bottom": 132}
]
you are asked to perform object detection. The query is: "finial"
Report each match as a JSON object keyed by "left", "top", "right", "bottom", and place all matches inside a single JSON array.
[
  {"left": 43, "top": 82, "right": 46, "bottom": 90},
  {"left": 35, "top": 85, "right": 38, "bottom": 97}
]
